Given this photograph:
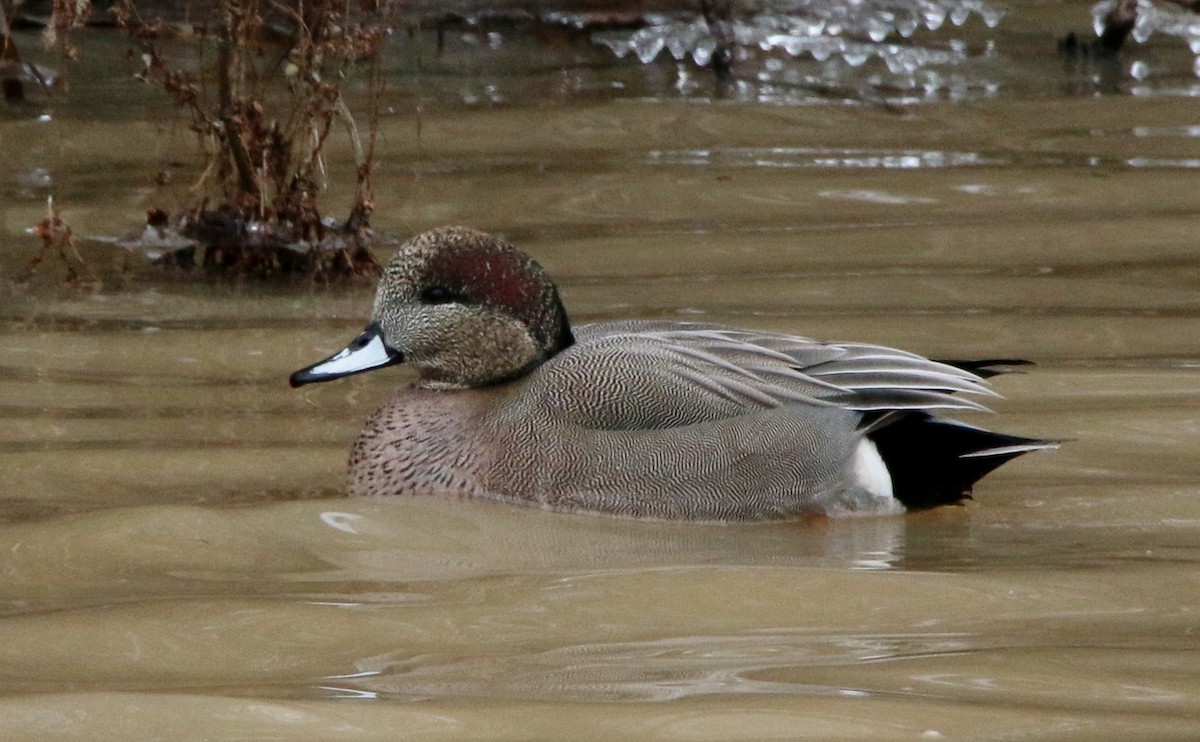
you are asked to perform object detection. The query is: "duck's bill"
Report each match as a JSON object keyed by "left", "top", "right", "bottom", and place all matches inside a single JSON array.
[{"left": 289, "top": 322, "right": 403, "bottom": 387}]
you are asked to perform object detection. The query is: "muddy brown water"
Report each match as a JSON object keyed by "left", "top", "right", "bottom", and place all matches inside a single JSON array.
[{"left": 3, "top": 6, "right": 1200, "bottom": 739}]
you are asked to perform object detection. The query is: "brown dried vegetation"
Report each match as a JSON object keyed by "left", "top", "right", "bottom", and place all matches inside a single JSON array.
[
  {"left": 110, "top": 0, "right": 386, "bottom": 279},
  {"left": 24, "top": 197, "right": 98, "bottom": 287}
]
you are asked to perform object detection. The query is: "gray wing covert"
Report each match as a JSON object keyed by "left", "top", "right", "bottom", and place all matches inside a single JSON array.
[{"left": 531, "top": 322, "right": 997, "bottom": 432}]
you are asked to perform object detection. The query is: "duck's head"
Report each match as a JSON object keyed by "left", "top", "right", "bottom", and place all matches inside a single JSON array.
[{"left": 290, "top": 226, "right": 574, "bottom": 389}]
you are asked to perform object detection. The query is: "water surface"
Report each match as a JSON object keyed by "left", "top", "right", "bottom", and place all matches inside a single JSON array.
[{"left": 3, "top": 4, "right": 1200, "bottom": 739}]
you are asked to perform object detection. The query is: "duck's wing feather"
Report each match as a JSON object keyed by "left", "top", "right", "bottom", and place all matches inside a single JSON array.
[{"left": 533, "top": 322, "right": 999, "bottom": 431}]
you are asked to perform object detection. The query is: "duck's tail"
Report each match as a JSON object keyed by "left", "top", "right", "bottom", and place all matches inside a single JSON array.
[{"left": 867, "top": 412, "right": 1058, "bottom": 511}]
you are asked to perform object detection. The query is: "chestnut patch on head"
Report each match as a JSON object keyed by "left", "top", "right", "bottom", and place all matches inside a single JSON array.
[{"left": 424, "top": 242, "right": 544, "bottom": 316}]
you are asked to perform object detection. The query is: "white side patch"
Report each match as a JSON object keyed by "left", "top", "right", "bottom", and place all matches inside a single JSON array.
[{"left": 852, "top": 437, "right": 895, "bottom": 501}]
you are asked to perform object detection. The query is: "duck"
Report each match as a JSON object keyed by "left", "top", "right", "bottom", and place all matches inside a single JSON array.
[{"left": 290, "top": 226, "right": 1055, "bottom": 520}]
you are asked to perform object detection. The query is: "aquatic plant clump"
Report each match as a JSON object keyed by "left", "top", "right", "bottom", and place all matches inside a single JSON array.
[
  {"left": 117, "top": 206, "right": 379, "bottom": 279},
  {"left": 110, "top": 0, "right": 386, "bottom": 279}
]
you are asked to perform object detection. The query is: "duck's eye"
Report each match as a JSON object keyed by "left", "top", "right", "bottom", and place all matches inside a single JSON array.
[{"left": 420, "top": 285, "right": 465, "bottom": 304}]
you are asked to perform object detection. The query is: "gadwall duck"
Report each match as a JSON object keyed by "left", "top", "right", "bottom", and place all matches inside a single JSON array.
[{"left": 291, "top": 226, "right": 1054, "bottom": 520}]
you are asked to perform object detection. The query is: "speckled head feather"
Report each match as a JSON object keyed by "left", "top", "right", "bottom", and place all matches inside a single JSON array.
[{"left": 371, "top": 226, "right": 574, "bottom": 388}]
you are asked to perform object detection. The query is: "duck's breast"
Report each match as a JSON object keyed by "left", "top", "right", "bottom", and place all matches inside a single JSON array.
[{"left": 348, "top": 387, "right": 499, "bottom": 499}]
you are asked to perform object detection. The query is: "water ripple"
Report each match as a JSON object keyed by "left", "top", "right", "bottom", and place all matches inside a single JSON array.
[{"left": 644, "top": 146, "right": 999, "bottom": 169}]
